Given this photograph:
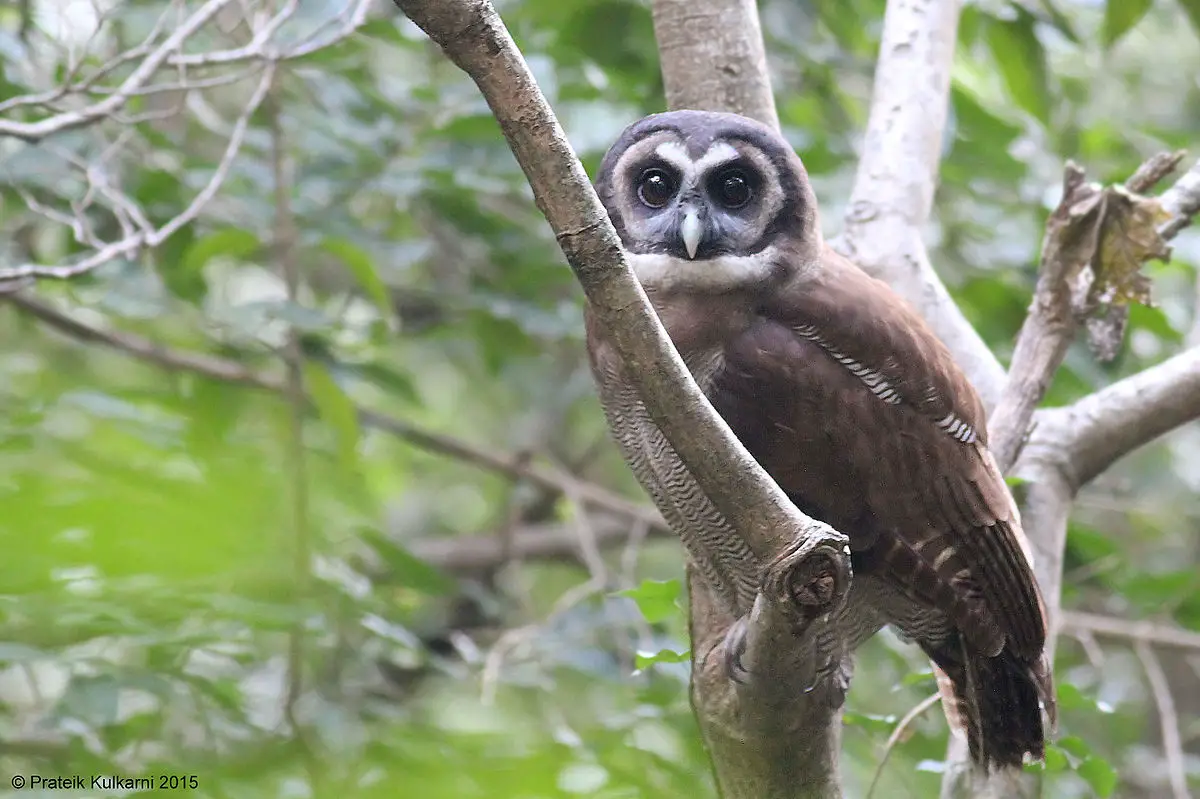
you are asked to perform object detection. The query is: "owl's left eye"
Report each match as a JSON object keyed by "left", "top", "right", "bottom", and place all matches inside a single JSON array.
[
  {"left": 712, "top": 168, "right": 753, "bottom": 209},
  {"left": 637, "top": 168, "right": 677, "bottom": 209}
]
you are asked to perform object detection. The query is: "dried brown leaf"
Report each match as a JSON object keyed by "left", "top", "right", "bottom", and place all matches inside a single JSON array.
[{"left": 1090, "top": 187, "right": 1171, "bottom": 308}]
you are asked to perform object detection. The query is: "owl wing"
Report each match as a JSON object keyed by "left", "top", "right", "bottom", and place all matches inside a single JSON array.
[{"left": 711, "top": 248, "right": 1047, "bottom": 662}]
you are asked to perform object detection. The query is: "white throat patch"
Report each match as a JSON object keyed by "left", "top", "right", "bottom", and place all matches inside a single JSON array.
[{"left": 627, "top": 246, "right": 779, "bottom": 293}]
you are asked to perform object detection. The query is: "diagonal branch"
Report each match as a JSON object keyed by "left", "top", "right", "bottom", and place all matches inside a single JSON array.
[{"left": 1135, "top": 642, "right": 1189, "bottom": 799}]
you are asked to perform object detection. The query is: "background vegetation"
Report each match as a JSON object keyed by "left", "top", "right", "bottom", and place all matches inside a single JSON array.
[{"left": 1, "top": 0, "right": 1198, "bottom": 796}]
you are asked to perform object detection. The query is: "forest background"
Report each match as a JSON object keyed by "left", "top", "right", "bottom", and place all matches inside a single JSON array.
[{"left": 1, "top": 0, "right": 1199, "bottom": 797}]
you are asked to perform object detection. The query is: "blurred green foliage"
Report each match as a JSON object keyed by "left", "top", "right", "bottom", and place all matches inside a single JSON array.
[{"left": 0, "top": 0, "right": 1198, "bottom": 797}]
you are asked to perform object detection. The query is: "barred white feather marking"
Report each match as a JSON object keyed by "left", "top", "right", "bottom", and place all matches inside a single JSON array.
[
  {"left": 793, "top": 325, "right": 902, "bottom": 405},
  {"left": 937, "top": 412, "right": 978, "bottom": 444},
  {"left": 797, "top": 327, "right": 978, "bottom": 442},
  {"left": 628, "top": 248, "right": 778, "bottom": 292}
]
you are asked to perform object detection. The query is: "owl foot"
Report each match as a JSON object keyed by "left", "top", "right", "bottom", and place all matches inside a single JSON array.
[{"left": 721, "top": 615, "right": 752, "bottom": 685}]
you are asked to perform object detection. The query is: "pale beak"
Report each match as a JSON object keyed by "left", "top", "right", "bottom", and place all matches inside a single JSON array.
[{"left": 680, "top": 209, "right": 702, "bottom": 260}]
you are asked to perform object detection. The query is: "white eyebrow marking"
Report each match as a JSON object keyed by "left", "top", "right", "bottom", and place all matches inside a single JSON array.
[
  {"left": 654, "top": 141, "right": 692, "bottom": 172},
  {"left": 695, "top": 141, "right": 740, "bottom": 172},
  {"left": 652, "top": 140, "right": 743, "bottom": 184}
]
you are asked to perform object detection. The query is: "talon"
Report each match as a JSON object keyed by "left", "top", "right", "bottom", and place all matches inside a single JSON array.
[{"left": 721, "top": 616, "right": 751, "bottom": 684}]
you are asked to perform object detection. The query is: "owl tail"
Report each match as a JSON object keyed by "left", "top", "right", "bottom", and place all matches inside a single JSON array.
[{"left": 930, "top": 636, "right": 1055, "bottom": 770}]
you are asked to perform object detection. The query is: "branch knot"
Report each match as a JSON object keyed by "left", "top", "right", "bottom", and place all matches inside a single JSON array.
[{"left": 763, "top": 523, "right": 851, "bottom": 626}]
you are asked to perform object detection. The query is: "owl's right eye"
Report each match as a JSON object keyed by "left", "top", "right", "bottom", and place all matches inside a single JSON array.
[{"left": 636, "top": 168, "right": 677, "bottom": 209}]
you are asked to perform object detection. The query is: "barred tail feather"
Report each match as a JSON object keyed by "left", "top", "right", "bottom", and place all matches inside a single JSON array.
[{"left": 929, "top": 634, "right": 1051, "bottom": 769}]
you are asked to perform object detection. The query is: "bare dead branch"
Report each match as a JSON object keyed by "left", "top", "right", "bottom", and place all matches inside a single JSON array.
[
  {"left": 1159, "top": 158, "right": 1200, "bottom": 240},
  {"left": 0, "top": 0, "right": 236, "bottom": 142},
  {"left": 988, "top": 164, "right": 1106, "bottom": 471},
  {"left": 1135, "top": 641, "right": 1189, "bottom": 799},
  {"left": 0, "top": 65, "right": 275, "bottom": 289},
  {"left": 835, "top": 0, "right": 1006, "bottom": 408}
]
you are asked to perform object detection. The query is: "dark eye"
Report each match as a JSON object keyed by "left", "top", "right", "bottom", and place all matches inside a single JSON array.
[
  {"left": 636, "top": 168, "right": 677, "bottom": 209},
  {"left": 713, "top": 169, "right": 753, "bottom": 209}
]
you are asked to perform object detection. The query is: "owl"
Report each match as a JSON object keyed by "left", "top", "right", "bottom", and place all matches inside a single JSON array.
[{"left": 584, "top": 110, "right": 1054, "bottom": 769}]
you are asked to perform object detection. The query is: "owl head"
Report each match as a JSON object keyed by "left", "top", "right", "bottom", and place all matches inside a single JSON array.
[{"left": 594, "top": 110, "right": 821, "bottom": 292}]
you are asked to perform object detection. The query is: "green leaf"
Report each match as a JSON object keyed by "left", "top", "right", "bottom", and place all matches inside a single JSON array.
[
  {"left": 55, "top": 674, "right": 121, "bottom": 726},
  {"left": 1103, "top": 0, "right": 1154, "bottom": 46},
  {"left": 1121, "top": 569, "right": 1200, "bottom": 608},
  {"left": 1056, "top": 734, "right": 1092, "bottom": 759},
  {"left": 1077, "top": 756, "right": 1118, "bottom": 797},
  {"left": 303, "top": 362, "right": 361, "bottom": 469},
  {"left": 1056, "top": 682, "right": 1115, "bottom": 714},
  {"left": 617, "top": 578, "right": 682, "bottom": 624},
  {"left": 1175, "top": 0, "right": 1200, "bottom": 39},
  {"left": 899, "top": 669, "right": 937, "bottom": 689},
  {"left": 321, "top": 237, "right": 395, "bottom": 325},
  {"left": 842, "top": 711, "right": 897, "bottom": 734},
  {"left": 985, "top": 7, "right": 1053, "bottom": 125},
  {"left": 180, "top": 228, "right": 260, "bottom": 275},
  {"left": 634, "top": 648, "right": 690, "bottom": 670},
  {"left": 1042, "top": 743, "right": 1070, "bottom": 772}
]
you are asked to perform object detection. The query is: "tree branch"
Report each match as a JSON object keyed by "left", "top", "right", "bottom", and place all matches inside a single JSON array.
[
  {"left": 0, "top": 64, "right": 276, "bottom": 288},
  {"left": 0, "top": 0, "right": 236, "bottom": 142},
  {"left": 1061, "top": 611, "right": 1200, "bottom": 653},
  {"left": 835, "top": 0, "right": 1007, "bottom": 407},
  {"left": 1135, "top": 641, "right": 1189, "bottom": 799},
  {"left": 1158, "top": 157, "right": 1200, "bottom": 240},
  {"left": 1028, "top": 347, "right": 1200, "bottom": 490},
  {"left": 650, "top": 0, "right": 779, "bottom": 130}
]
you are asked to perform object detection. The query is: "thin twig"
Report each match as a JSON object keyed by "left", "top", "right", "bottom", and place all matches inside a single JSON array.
[
  {"left": 1061, "top": 610, "right": 1200, "bottom": 652},
  {"left": 864, "top": 692, "right": 942, "bottom": 799},
  {"left": 0, "top": 0, "right": 236, "bottom": 141},
  {"left": 1134, "top": 641, "right": 1189, "bottom": 799},
  {"left": 266, "top": 63, "right": 311, "bottom": 737},
  {"left": 0, "top": 64, "right": 274, "bottom": 288}
]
